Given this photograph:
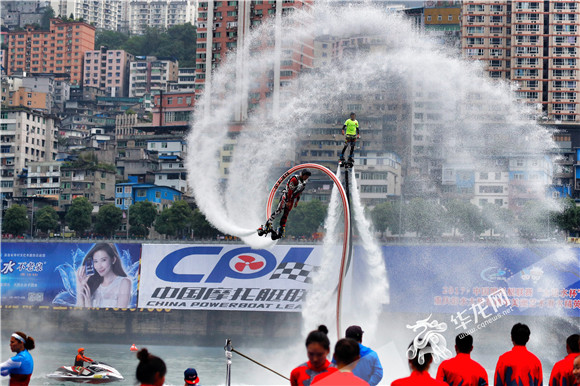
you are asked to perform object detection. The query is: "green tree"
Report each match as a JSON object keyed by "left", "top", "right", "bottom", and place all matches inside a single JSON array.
[
  {"left": 516, "top": 200, "right": 553, "bottom": 239},
  {"left": 94, "top": 24, "right": 196, "bottom": 67},
  {"left": 65, "top": 197, "right": 93, "bottom": 236},
  {"left": 95, "top": 30, "right": 129, "bottom": 50},
  {"left": 154, "top": 200, "right": 193, "bottom": 238},
  {"left": 2, "top": 204, "right": 29, "bottom": 236},
  {"left": 94, "top": 204, "right": 123, "bottom": 237},
  {"left": 285, "top": 200, "right": 327, "bottom": 238},
  {"left": 405, "top": 198, "right": 445, "bottom": 238},
  {"left": 552, "top": 198, "right": 580, "bottom": 236},
  {"left": 35, "top": 206, "right": 59, "bottom": 233},
  {"left": 41, "top": 6, "right": 55, "bottom": 30},
  {"left": 129, "top": 201, "right": 158, "bottom": 238},
  {"left": 371, "top": 201, "right": 404, "bottom": 236},
  {"left": 445, "top": 200, "right": 486, "bottom": 239},
  {"left": 191, "top": 208, "right": 219, "bottom": 239},
  {"left": 481, "top": 203, "right": 513, "bottom": 237}
]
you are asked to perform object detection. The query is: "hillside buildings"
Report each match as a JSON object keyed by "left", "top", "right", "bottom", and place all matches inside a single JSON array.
[{"left": 3, "top": 18, "right": 95, "bottom": 86}]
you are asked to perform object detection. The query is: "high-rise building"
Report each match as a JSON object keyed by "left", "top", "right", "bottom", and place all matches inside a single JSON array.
[
  {"left": 0, "top": 107, "right": 59, "bottom": 203},
  {"left": 461, "top": 0, "right": 580, "bottom": 124},
  {"left": 128, "top": 0, "right": 196, "bottom": 35},
  {"left": 84, "top": 46, "right": 134, "bottom": 97},
  {"left": 128, "top": 56, "right": 179, "bottom": 98},
  {"left": 4, "top": 18, "right": 95, "bottom": 86},
  {"left": 194, "top": 0, "right": 314, "bottom": 121}
]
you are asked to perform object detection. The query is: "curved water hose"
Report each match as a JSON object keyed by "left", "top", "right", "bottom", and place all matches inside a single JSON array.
[{"left": 265, "top": 163, "right": 352, "bottom": 339}]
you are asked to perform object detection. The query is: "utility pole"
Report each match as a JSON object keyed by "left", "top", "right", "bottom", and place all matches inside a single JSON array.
[{"left": 126, "top": 196, "right": 131, "bottom": 239}]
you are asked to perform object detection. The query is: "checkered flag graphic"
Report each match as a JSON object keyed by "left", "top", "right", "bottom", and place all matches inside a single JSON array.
[{"left": 269, "top": 262, "right": 319, "bottom": 283}]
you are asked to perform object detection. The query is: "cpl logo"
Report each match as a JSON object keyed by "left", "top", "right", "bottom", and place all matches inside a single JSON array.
[
  {"left": 231, "top": 254, "right": 265, "bottom": 273},
  {"left": 155, "top": 246, "right": 313, "bottom": 283}
]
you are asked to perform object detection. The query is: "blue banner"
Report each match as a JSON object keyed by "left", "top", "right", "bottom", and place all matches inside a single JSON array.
[
  {"left": 374, "top": 245, "right": 580, "bottom": 318},
  {"left": 1, "top": 242, "right": 141, "bottom": 308}
]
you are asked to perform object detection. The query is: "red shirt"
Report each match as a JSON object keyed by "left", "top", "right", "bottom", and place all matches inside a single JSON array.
[
  {"left": 436, "top": 353, "right": 488, "bottom": 386},
  {"left": 312, "top": 370, "right": 368, "bottom": 385},
  {"left": 549, "top": 353, "right": 579, "bottom": 386},
  {"left": 494, "top": 345, "right": 543, "bottom": 386},
  {"left": 392, "top": 370, "right": 448, "bottom": 386},
  {"left": 290, "top": 360, "right": 337, "bottom": 386}
]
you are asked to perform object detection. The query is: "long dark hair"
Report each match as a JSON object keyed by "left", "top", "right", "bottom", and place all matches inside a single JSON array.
[
  {"left": 82, "top": 243, "right": 127, "bottom": 295},
  {"left": 136, "top": 348, "right": 166, "bottom": 384},
  {"left": 14, "top": 331, "right": 35, "bottom": 351}
]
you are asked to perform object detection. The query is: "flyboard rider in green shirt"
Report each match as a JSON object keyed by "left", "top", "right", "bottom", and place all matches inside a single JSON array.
[{"left": 340, "top": 112, "right": 360, "bottom": 165}]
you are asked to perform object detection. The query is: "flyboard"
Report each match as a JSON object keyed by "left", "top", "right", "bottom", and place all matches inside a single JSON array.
[{"left": 261, "top": 163, "right": 353, "bottom": 338}]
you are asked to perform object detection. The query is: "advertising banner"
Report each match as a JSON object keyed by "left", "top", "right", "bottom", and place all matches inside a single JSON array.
[
  {"left": 381, "top": 246, "right": 580, "bottom": 318},
  {"left": 138, "top": 244, "right": 323, "bottom": 312},
  {"left": 1, "top": 242, "right": 141, "bottom": 308}
]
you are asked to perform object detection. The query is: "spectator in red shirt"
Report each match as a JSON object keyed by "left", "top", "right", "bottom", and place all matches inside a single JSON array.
[
  {"left": 290, "top": 325, "right": 337, "bottom": 386},
  {"left": 391, "top": 341, "right": 447, "bottom": 386},
  {"left": 550, "top": 334, "right": 580, "bottom": 386},
  {"left": 572, "top": 355, "right": 580, "bottom": 386},
  {"left": 436, "top": 334, "right": 488, "bottom": 386},
  {"left": 494, "top": 323, "right": 543, "bottom": 386},
  {"left": 312, "top": 338, "right": 368, "bottom": 385}
]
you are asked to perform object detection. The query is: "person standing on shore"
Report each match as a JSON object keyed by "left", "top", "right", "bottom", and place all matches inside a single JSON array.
[{"left": 0, "top": 331, "right": 35, "bottom": 386}]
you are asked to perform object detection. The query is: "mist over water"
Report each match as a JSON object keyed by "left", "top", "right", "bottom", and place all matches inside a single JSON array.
[{"left": 184, "top": 2, "right": 572, "bottom": 381}]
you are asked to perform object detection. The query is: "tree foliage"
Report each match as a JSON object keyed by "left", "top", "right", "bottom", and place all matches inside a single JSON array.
[
  {"left": 129, "top": 201, "right": 158, "bottom": 238},
  {"left": 41, "top": 6, "right": 55, "bottom": 30},
  {"left": 285, "top": 200, "right": 327, "bottom": 238},
  {"left": 445, "top": 200, "right": 487, "bottom": 239},
  {"left": 405, "top": 198, "right": 446, "bottom": 237},
  {"left": 552, "top": 198, "right": 580, "bottom": 235},
  {"left": 371, "top": 201, "right": 403, "bottom": 236},
  {"left": 154, "top": 200, "right": 194, "bottom": 238},
  {"left": 191, "top": 209, "right": 220, "bottom": 239},
  {"left": 65, "top": 197, "right": 93, "bottom": 235},
  {"left": 35, "top": 206, "right": 59, "bottom": 233},
  {"left": 3, "top": 204, "right": 29, "bottom": 236},
  {"left": 95, "top": 23, "right": 197, "bottom": 67},
  {"left": 94, "top": 204, "right": 123, "bottom": 237}
]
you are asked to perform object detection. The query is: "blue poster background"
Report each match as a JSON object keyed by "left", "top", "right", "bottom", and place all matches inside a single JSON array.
[
  {"left": 364, "top": 245, "right": 580, "bottom": 317},
  {"left": 1, "top": 242, "right": 141, "bottom": 308}
]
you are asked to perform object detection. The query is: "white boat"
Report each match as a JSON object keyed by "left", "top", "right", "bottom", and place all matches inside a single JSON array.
[{"left": 47, "top": 361, "right": 124, "bottom": 384}]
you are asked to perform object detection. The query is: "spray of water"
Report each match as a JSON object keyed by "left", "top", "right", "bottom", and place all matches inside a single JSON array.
[
  {"left": 302, "top": 166, "right": 343, "bottom": 337},
  {"left": 347, "top": 167, "right": 390, "bottom": 338},
  {"left": 187, "top": 1, "right": 560, "bottom": 357}
]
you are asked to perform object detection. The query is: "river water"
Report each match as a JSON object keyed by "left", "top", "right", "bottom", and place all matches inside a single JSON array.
[{"left": 0, "top": 342, "right": 294, "bottom": 386}]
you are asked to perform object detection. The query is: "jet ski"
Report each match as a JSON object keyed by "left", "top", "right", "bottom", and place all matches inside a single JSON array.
[{"left": 47, "top": 361, "right": 124, "bottom": 383}]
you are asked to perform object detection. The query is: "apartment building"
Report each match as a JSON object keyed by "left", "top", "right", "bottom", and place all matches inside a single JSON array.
[
  {"left": 4, "top": 18, "right": 96, "bottom": 86},
  {"left": 0, "top": 107, "right": 59, "bottom": 203},
  {"left": 195, "top": 0, "right": 314, "bottom": 120},
  {"left": 128, "top": 56, "right": 179, "bottom": 98},
  {"left": 461, "top": 0, "right": 580, "bottom": 124},
  {"left": 127, "top": 0, "right": 196, "bottom": 35},
  {"left": 84, "top": 46, "right": 134, "bottom": 97}
]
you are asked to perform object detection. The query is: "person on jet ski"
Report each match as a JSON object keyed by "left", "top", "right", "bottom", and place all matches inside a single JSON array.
[{"left": 74, "top": 348, "right": 93, "bottom": 370}]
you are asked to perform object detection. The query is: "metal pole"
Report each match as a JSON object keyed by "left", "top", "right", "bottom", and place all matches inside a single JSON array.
[
  {"left": 126, "top": 196, "right": 131, "bottom": 239},
  {"left": 224, "top": 339, "right": 232, "bottom": 386},
  {"left": 398, "top": 190, "right": 403, "bottom": 238},
  {"left": 30, "top": 197, "right": 34, "bottom": 237}
]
